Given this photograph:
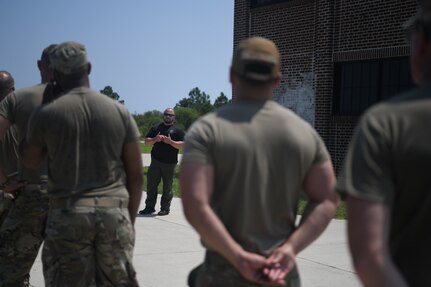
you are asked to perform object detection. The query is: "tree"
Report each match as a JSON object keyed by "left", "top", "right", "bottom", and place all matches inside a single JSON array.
[
  {"left": 175, "top": 87, "right": 214, "bottom": 115},
  {"left": 174, "top": 107, "right": 200, "bottom": 130},
  {"left": 213, "top": 92, "right": 231, "bottom": 108},
  {"left": 133, "top": 110, "right": 163, "bottom": 137},
  {"left": 100, "top": 85, "right": 124, "bottom": 104}
]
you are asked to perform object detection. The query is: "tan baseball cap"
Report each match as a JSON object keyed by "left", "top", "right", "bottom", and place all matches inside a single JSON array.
[
  {"left": 49, "top": 41, "right": 89, "bottom": 74},
  {"left": 231, "top": 37, "right": 281, "bottom": 82}
]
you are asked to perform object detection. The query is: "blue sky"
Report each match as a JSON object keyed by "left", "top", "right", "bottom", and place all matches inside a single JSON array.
[{"left": 0, "top": 1, "right": 234, "bottom": 114}]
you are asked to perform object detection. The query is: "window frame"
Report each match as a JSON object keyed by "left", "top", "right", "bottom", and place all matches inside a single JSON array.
[
  {"left": 333, "top": 57, "right": 415, "bottom": 116},
  {"left": 250, "top": 0, "right": 291, "bottom": 8}
]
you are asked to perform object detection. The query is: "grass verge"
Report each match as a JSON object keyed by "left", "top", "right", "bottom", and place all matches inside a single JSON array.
[
  {"left": 142, "top": 166, "right": 347, "bottom": 220},
  {"left": 143, "top": 166, "right": 180, "bottom": 197},
  {"left": 140, "top": 143, "right": 152, "bottom": 153},
  {"left": 297, "top": 198, "right": 346, "bottom": 219},
  {"left": 140, "top": 142, "right": 183, "bottom": 154}
]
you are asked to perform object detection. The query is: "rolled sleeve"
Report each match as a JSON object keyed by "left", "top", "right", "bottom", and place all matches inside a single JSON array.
[
  {"left": 0, "top": 93, "right": 16, "bottom": 123},
  {"left": 124, "top": 112, "right": 140, "bottom": 143},
  {"left": 181, "top": 121, "right": 213, "bottom": 165},
  {"left": 336, "top": 111, "right": 394, "bottom": 204}
]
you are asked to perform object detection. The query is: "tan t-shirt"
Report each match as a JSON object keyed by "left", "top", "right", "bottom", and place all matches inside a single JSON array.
[
  {"left": 0, "top": 84, "right": 48, "bottom": 183},
  {"left": 0, "top": 125, "right": 18, "bottom": 177},
  {"left": 337, "top": 83, "right": 431, "bottom": 287},
  {"left": 182, "top": 100, "right": 329, "bottom": 255},
  {"left": 27, "top": 87, "right": 140, "bottom": 199}
]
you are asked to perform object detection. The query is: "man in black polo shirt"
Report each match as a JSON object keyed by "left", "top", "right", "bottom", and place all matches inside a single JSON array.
[{"left": 139, "top": 108, "right": 184, "bottom": 216}]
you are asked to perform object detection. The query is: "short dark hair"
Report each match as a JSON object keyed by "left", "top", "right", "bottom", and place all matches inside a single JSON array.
[
  {"left": 0, "top": 70, "right": 14, "bottom": 90},
  {"left": 40, "top": 44, "right": 58, "bottom": 65}
]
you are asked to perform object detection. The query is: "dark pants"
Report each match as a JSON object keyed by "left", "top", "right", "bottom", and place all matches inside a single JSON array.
[{"left": 145, "top": 158, "right": 176, "bottom": 212}]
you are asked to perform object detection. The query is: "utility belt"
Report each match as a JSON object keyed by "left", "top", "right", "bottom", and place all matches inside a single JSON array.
[
  {"left": 1, "top": 171, "right": 48, "bottom": 198},
  {"left": 50, "top": 197, "right": 128, "bottom": 209}
]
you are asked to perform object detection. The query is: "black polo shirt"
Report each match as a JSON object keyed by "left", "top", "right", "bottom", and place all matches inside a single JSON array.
[{"left": 146, "top": 123, "right": 185, "bottom": 164}]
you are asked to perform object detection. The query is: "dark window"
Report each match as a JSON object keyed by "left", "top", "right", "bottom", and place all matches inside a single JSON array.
[
  {"left": 250, "top": 0, "right": 291, "bottom": 8},
  {"left": 333, "top": 57, "right": 415, "bottom": 116}
]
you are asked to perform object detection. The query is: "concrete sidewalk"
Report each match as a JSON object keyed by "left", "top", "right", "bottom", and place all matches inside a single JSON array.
[{"left": 29, "top": 197, "right": 360, "bottom": 287}]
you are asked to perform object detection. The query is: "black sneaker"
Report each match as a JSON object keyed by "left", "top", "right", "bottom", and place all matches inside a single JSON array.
[
  {"left": 157, "top": 210, "right": 169, "bottom": 216},
  {"left": 139, "top": 208, "right": 155, "bottom": 215},
  {"left": 23, "top": 274, "right": 30, "bottom": 287}
]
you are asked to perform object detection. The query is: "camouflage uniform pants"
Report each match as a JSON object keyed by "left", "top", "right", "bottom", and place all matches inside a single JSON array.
[
  {"left": 190, "top": 251, "right": 301, "bottom": 287},
  {"left": 0, "top": 186, "right": 49, "bottom": 287},
  {"left": 43, "top": 205, "right": 139, "bottom": 287}
]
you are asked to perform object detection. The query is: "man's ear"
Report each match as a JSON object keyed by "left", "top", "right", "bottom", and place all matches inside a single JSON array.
[
  {"left": 416, "top": 30, "right": 428, "bottom": 55},
  {"left": 37, "top": 60, "right": 43, "bottom": 72},
  {"left": 87, "top": 63, "right": 92, "bottom": 76},
  {"left": 52, "top": 70, "right": 63, "bottom": 91},
  {"left": 272, "top": 72, "right": 282, "bottom": 89},
  {"left": 422, "top": 32, "right": 431, "bottom": 55},
  {"left": 53, "top": 70, "right": 59, "bottom": 82}
]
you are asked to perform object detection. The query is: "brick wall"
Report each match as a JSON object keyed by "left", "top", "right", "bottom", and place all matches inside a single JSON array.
[
  {"left": 234, "top": 0, "right": 419, "bottom": 172},
  {"left": 329, "top": 0, "right": 417, "bottom": 171},
  {"left": 333, "top": 0, "right": 417, "bottom": 53}
]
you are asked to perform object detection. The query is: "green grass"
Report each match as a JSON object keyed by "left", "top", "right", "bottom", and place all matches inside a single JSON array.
[
  {"left": 297, "top": 198, "right": 347, "bottom": 219},
  {"left": 143, "top": 166, "right": 181, "bottom": 197},
  {"left": 140, "top": 142, "right": 152, "bottom": 153},
  {"left": 142, "top": 165, "right": 347, "bottom": 220},
  {"left": 141, "top": 148, "right": 347, "bottom": 220},
  {"left": 140, "top": 142, "right": 183, "bottom": 154},
  {"left": 334, "top": 200, "right": 347, "bottom": 219}
]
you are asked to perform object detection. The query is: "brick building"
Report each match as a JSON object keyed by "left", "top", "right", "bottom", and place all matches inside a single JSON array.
[{"left": 234, "top": 0, "right": 419, "bottom": 172}]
